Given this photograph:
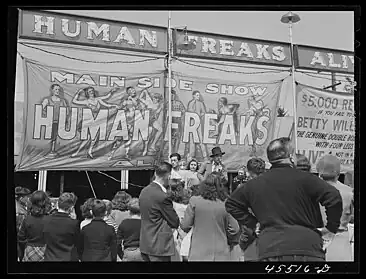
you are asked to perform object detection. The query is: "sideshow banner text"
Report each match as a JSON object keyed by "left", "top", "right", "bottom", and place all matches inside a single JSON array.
[
  {"left": 296, "top": 84, "right": 354, "bottom": 173},
  {"left": 17, "top": 59, "right": 167, "bottom": 171},
  {"left": 165, "top": 72, "right": 282, "bottom": 171},
  {"left": 17, "top": 60, "right": 282, "bottom": 171}
]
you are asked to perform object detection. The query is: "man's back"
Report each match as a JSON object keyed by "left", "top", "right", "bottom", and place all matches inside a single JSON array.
[
  {"left": 139, "top": 182, "right": 179, "bottom": 257},
  {"left": 43, "top": 212, "right": 79, "bottom": 261},
  {"left": 80, "top": 219, "right": 117, "bottom": 261},
  {"left": 237, "top": 166, "right": 342, "bottom": 259}
]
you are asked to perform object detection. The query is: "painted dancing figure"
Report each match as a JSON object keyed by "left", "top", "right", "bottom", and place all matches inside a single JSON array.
[
  {"left": 139, "top": 89, "right": 164, "bottom": 156},
  {"left": 108, "top": 87, "right": 143, "bottom": 160},
  {"left": 71, "top": 86, "right": 118, "bottom": 159},
  {"left": 184, "top": 91, "right": 208, "bottom": 160},
  {"left": 246, "top": 96, "right": 270, "bottom": 157},
  {"left": 41, "top": 84, "right": 70, "bottom": 158},
  {"left": 162, "top": 90, "right": 186, "bottom": 155},
  {"left": 212, "top": 97, "right": 240, "bottom": 137}
]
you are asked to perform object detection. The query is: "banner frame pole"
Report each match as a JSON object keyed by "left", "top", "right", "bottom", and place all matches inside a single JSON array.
[
  {"left": 167, "top": 11, "right": 172, "bottom": 157},
  {"left": 37, "top": 170, "right": 47, "bottom": 192},
  {"left": 121, "top": 170, "right": 129, "bottom": 190},
  {"left": 289, "top": 21, "right": 298, "bottom": 152}
]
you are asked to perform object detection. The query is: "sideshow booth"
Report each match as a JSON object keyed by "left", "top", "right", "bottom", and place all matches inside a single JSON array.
[{"left": 14, "top": 10, "right": 355, "bottom": 216}]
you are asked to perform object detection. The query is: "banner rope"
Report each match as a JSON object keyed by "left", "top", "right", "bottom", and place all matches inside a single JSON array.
[
  {"left": 18, "top": 43, "right": 164, "bottom": 64},
  {"left": 174, "top": 57, "right": 290, "bottom": 75},
  {"left": 295, "top": 69, "right": 354, "bottom": 77},
  {"left": 175, "top": 56, "right": 292, "bottom": 71},
  {"left": 296, "top": 71, "right": 354, "bottom": 83},
  {"left": 96, "top": 171, "right": 146, "bottom": 188},
  {"left": 85, "top": 171, "right": 97, "bottom": 198},
  {"left": 18, "top": 40, "right": 164, "bottom": 60},
  {"left": 17, "top": 51, "right": 24, "bottom": 60}
]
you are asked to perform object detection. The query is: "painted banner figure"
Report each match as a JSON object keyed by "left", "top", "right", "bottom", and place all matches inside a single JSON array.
[
  {"left": 71, "top": 86, "right": 118, "bottom": 159},
  {"left": 212, "top": 97, "right": 240, "bottom": 137},
  {"left": 41, "top": 84, "right": 70, "bottom": 158},
  {"left": 139, "top": 89, "right": 164, "bottom": 156},
  {"left": 108, "top": 86, "right": 144, "bottom": 160},
  {"left": 184, "top": 90, "right": 208, "bottom": 160},
  {"left": 163, "top": 90, "right": 186, "bottom": 155},
  {"left": 246, "top": 95, "right": 270, "bottom": 157}
]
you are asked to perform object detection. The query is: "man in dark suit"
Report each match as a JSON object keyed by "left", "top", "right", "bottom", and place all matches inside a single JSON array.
[
  {"left": 43, "top": 192, "right": 80, "bottom": 261},
  {"left": 197, "top": 147, "right": 228, "bottom": 186},
  {"left": 79, "top": 199, "right": 117, "bottom": 261},
  {"left": 139, "top": 161, "right": 180, "bottom": 262},
  {"left": 225, "top": 137, "right": 343, "bottom": 262}
]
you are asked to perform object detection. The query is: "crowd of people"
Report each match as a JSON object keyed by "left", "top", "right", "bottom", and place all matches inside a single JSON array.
[{"left": 15, "top": 137, "right": 354, "bottom": 262}]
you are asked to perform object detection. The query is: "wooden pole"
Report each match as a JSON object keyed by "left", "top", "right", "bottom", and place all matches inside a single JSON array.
[
  {"left": 331, "top": 72, "right": 336, "bottom": 91},
  {"left": 59, "top": 171, "right": 64, "bottom": 195},
  {"left": 37, "top": 170, "right": 47, "bottom": 192},
  {"left": 121, "top": 170, "right": 129, "bottom": 190}
]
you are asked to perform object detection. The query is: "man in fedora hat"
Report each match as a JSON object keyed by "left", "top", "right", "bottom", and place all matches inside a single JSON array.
[{"left": 197, "top": 146, "right": 228, "bottom": 184}]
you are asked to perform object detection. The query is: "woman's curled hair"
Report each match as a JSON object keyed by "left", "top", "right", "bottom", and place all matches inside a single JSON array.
[
  {"left": 199, "top": 172, "right": 228, "bottom": 202},
  {"left": 80, "top": 198, "right": 96, "bottom": 219},
  {"left": 29, "top": 190, "right": 51, "bottom": 217},
  {"left": 168, "top": 180, "right": 185, "bottom": 204},
  {"left": 111, "top": 191, "right": 132, "bottom": 211}
]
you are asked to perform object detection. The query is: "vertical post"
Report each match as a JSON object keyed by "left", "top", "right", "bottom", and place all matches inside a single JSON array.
[
  {"left": 121, "top": 170, "right": 129, "bottom": 190},
  {"left": 289, "top": 21, "right": 298, "bottom": 153},
  {"left": 331, "top": 72, "right": 337, "bottom": 91},
  {"left": 167, "top": 11, "right": 173, "bottom": 157},
  {"left": 37, "top": 170, "right": 47, "bottom": 192},
  {"left": 59, "top": 171, "right": 64, "bottom": 196}
]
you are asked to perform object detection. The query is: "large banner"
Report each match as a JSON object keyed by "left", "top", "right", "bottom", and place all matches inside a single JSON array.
[
  {"left": 16, "top": 60, "right": 282, "bottom": 171},
  {"left": 16, "top": 59, "right": 167, "bottom": 171},
  {"left": 165, "top": 73, "right": 282, "bottom": 171},
  {"left": 296, "top": 84, "right": 354, "bottom": 173}
]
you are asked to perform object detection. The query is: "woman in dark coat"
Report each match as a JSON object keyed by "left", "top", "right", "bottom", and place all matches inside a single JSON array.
[{"left": 18, "top": 190, "right": 50, "bottom": 261}]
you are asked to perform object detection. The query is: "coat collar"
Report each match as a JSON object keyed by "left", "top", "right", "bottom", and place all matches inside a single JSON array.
[
  {"left": 53, "top": 211, "right": 71, "bottom": 217},
  {"left": 152, "top": 181, "right": 167, "bottom": 193},
  {"left": 92, "top": 217, "right": 105, "bottom": 221},
  {"left": 270, "top": 162, "right": 294, "bottom": 169}
]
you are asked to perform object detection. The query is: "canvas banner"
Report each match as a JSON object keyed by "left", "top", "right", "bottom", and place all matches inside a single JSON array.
[
  {"left": 16, "top": 59, "right": 168, "bottom": 171},
  {"left": 296, "top": 84, "right": 354, "bottom": 173},
  {"left": 164, "top": 72, "right": 282, "bottom": 171}
]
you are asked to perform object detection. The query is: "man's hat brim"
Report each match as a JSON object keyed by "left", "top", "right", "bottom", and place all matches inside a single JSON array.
[{"left": 210, "top": 152, "right": 225, "bottom": 157}]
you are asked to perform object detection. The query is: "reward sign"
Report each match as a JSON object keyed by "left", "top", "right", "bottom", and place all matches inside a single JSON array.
[{"left": 296, "top": 84, "right": 354, "bottom": 173}]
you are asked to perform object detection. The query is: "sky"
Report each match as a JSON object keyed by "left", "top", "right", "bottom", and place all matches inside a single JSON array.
[{"left": 48, "top": 10, "right": 354, "bottom": 51}]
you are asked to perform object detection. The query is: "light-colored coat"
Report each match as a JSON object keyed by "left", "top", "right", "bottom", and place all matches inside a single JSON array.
[
  {"left": 197, "top": 160, "right": 228, "bottom": 182},
  {"left": 181, "top": 196, "right": 240, "bottom": 261}
]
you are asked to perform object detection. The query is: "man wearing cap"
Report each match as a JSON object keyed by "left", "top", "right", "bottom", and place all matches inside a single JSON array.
[
  {"left": 316, "top": 154, "right": 354, "bottom": 261},
  {"left": 15, "top": 186, "right": 31, "bottom": 261},
  {"left": 225, "top": 137, "right": 343, "bottom": 262},
  {"left": 197, "top": 147, "right": 228, "bottom": 186}
]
